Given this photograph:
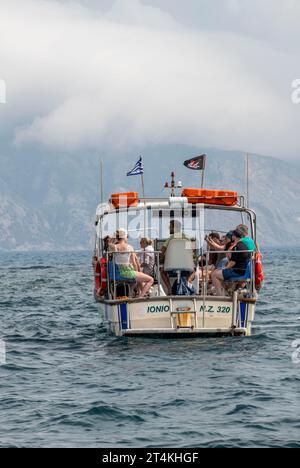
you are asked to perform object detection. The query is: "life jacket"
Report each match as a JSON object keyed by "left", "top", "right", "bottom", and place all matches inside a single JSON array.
[
  {"left": 255, "top": 251, "right": 264, "bottom": 291},
  {"left": 95, "top": 257, "right": 107, "bottom": 296}
]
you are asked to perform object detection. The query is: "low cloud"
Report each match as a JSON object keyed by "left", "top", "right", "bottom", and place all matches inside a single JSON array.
[
  {"left": 0, "top": 0, "right": 299, "bottom": 158},
  {"left": 144, "top": 0, "right": 300, "bottom": 53}
]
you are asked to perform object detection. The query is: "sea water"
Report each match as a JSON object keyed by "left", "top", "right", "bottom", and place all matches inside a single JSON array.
[{"left": 0, "top": 249, "right": 299, "bottom": 448}]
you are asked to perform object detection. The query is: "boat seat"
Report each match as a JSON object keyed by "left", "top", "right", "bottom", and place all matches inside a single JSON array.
[
  {"left": 225, "top": 262, "right": 252, "bottom": 283},
  {"left": 164, "top": 238, "right": 195, "bottom": 273},
  {"left": 108, "top": 262, "right": 136, "bottom": 283},
  {"left": 164, "top": 239, "right": 195, "bottom": 291},
  {"left": 108, "top": 262, "right": 136, "bottom": 299}
]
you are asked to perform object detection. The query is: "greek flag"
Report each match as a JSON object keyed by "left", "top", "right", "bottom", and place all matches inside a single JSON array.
[{"left": 127, "top": 156, "right": 144, "bottom": 177}]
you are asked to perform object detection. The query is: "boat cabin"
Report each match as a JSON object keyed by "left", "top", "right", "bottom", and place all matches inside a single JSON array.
[{"left": 94, "top": 188, "right": 257, "bottom": 301}]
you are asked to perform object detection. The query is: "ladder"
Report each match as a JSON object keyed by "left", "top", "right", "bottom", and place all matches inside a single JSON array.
[{"left": 169, "top": 298, "right": 199, "bottom": 330}]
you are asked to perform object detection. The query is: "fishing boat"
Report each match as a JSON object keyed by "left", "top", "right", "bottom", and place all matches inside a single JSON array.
[{"left": 93, "top": 158, "right": 263, "bottom": 338}]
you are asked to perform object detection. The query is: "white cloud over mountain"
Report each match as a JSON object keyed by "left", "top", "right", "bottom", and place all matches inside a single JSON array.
[
  {"left": 144, "top": 0, "right": 300, "bottom": 52},
  {"left": 0, "top": 0, "right": 299, "bottom": 158}
]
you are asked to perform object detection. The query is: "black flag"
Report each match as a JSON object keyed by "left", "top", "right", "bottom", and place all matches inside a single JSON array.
[{"left": 184, "top": 154, "right": 207, "bottom": 171}]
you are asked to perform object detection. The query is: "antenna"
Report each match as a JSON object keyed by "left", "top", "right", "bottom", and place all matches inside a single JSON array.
[
  {"left": 246, "top": 153, "right": 250, "bottom": 207},
  {"left": 164, "top": 171, "right": 183, "bottom": 197},
  {"left": 100, "top": 159, "right": 104, "bottom": 205}
]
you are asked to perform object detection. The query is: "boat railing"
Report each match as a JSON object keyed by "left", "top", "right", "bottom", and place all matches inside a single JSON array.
[
  {"left": 107, "top": 195, "right": 246, "bottom": 208},
  {"left": 104, "top": 248, "right": 256, "bottom": 301}
]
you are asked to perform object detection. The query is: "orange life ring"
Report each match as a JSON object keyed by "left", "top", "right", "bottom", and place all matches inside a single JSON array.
[
  {"left": 95, "top": 258, "right": 107, "bottom": 296},
  {"left": 255, "top": 252, "right": 264, "bottom": 291}
]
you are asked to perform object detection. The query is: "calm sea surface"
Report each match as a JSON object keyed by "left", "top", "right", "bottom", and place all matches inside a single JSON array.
[{"left": 0, "top": 249, "right": 299, "bottom": 448}]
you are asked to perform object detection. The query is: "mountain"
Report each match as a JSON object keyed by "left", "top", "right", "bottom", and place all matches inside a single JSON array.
[{"left": 0, "top": 144, "right": 299, "bottom": 250}]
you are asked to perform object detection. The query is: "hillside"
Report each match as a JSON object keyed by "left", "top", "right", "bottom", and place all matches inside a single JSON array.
[{"left": 0, "top": 144, "right": 299, "bottom": 250}]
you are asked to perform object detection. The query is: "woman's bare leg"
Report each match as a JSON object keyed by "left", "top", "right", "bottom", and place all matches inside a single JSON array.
[
  {"left": 211, "top": 270, "right": 225, "bottom": 296},
  {"left": 160, "top": 268, "right": 172, "bottom": 295},
  {"left": 135, "top": 272, "right": 154, "bottom": 297}
]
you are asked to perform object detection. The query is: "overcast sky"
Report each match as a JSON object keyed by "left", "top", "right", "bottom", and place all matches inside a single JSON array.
[{"left": 0, "top": 0, "right": 299, "bottom": 159}]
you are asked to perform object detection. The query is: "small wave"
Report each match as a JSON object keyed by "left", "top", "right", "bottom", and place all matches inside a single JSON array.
[
  {"left": 226, "top": 404, "right": 262, "bottom": 416},
  {"left": 83, "top": 405, "right": 145, "bottom": 423},
  {"left": 160, "top": 399, "right": 188, "bottom": 408},
  {"left": 4, "top": 266, "right": 55, "bottom": 271}
]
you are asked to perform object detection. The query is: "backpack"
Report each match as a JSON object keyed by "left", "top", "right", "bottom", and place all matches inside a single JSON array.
[{"left": 176, "top": 277, "right": 196, "bottom": 296}]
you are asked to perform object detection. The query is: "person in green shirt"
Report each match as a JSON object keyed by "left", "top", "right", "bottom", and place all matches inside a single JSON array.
[{"left": 236, "top": 225, "right": 256, "bottom": 252}]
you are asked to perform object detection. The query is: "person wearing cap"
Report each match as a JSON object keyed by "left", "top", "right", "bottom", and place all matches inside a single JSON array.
[
  {"left": 109, "top": 229, "right": 154, "bottom": 297},
  {"left": 211, "top": 229, "right": 251, "bottom": 296},
  {"left": 206, "top": 231, "right": 234, "bottom": 252},
  {"left": 206, "top": 231, "right": 236, "bottom": 268}
]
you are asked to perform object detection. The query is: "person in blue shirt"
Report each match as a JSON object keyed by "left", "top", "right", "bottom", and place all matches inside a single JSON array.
[{"left": 236, "top": 224, "right": 256, "bottom": 252}]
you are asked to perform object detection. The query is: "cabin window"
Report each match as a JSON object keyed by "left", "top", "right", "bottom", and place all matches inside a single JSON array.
[{"left": 99, "top": 205, "right": 253, "bottom": 253}]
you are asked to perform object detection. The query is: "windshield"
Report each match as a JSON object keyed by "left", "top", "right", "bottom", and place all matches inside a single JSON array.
[{"left": 98, "top": 204, "right": 253, "bottom": 251}]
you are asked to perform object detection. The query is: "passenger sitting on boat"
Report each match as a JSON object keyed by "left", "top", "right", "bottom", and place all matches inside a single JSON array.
[
  {"left": 205, "top": 232, "right": 222, "bottom": 269},
  {"left": 103, "top": 235, "right": 116, "bottom": 253},
  {"left": 198, "top": 253, "right": 208, "bottom": 268},
  {"left": 139, "top": 238, "right": 155, "bottom": 277},
  {"left": 109, "top": 229, "right": 154, "bottom": 298},
  {"left": 160, "top": 220, "right": 190, "bottom": 296},
  {"left": 236, "top": 224, "right": 257, "bottom": 252},
  {"left": 211, "top": 229, "right": 251, "bottom": 296},
  {"left": 206, "top": 232, "right": 224, "bottom": 252},
  {"left": 162, "top": 220, "right": 190, "bottom": 251},
  {"left": 222, "top": 231, "right": 239, "bottom": 266},
  {"left": 206, "top": 232, "right": 233, "bottom": 269},
  {"left": 196, "top": 254, "right": 211, "bottom": 282}
]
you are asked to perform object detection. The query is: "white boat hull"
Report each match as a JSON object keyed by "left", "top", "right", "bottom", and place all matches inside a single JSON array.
[{"left": 98, "top": 296, "right": 256, "bottom": 338}]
